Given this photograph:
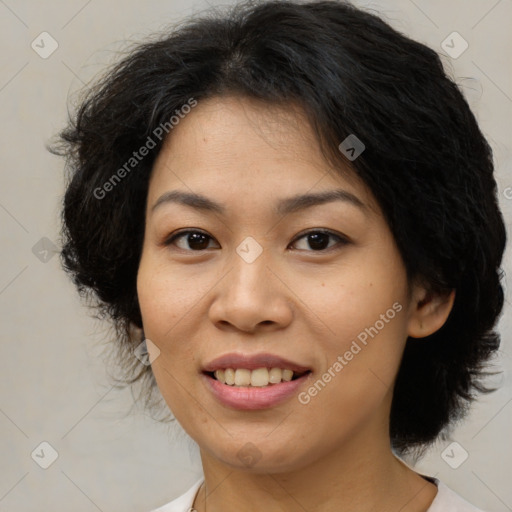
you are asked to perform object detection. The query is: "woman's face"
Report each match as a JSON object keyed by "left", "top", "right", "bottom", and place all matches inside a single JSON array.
[{"left": 137, "top": 94, "right": 428, "bottom": 472}]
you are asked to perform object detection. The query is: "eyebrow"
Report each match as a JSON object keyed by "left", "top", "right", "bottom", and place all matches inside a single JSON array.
[{"left": 151, "top": 188, "right": 367, "bottom": 216}]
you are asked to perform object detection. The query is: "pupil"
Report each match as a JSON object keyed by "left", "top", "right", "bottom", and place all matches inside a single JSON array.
[
  {"left": 189, "top": 233, "right": 209, "bottom": 250},
  {"left": 308, "top": 233, "right": 329, "bottom": 250}
]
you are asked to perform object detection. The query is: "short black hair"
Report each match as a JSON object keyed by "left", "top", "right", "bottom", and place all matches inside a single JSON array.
[{"left": 51, "top": 0, "right": 507, "bottom": 457}]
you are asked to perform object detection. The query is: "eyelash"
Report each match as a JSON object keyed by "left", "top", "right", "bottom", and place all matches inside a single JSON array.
[{"left": 163, "top": 228, "right": 348, "bottom": 253}]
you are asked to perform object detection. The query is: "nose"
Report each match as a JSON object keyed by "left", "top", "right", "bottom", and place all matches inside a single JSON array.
[{"left": 208, "top": 246, "right": 293, "bottom": 333}]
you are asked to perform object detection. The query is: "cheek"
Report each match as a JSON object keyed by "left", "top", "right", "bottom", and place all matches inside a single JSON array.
[
  {"left": 137, "top": 261, "right": 201, "bottom": 416},
  {"left": 136, "top": 253, "right": 202, "bottom": 338},
  {"left": 136, "top": 256, "right": 199, "bottom": 399},
  {"left": 298, "top": 260, "right": 406, "bottom": 345},
  {"left": 299, "top": 311, "right": 408, "bottom": 436},
  {"left": 298, "top": 253, "right": 409, "bottom": 390}
]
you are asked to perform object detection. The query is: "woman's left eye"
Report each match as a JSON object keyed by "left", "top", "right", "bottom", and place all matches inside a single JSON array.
[
  {"left": 290, "top": 230, "right": 347, "bottom": 252},
  {"left": 164, "top": 229, "right": 347, "bottom": 252}
]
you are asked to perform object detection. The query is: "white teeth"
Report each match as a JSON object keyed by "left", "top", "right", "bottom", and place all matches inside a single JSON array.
[
  {"left": 234, "top": 369, "right": 251, "bottom": 386},
  {"left": 268, "top": 368, "right": 282, "bottom": 384},
  {"left": 282, "top": 369, "right": 293, "bottom": 382},
  {"left": 224, "top": 368, "right": 235, "bottom": 385},
  {"left": 250, "top": 368, "right": 269, "bottom": 387},
  {"left": 211, "top": 367, "right": 305, "bottom": 386}
]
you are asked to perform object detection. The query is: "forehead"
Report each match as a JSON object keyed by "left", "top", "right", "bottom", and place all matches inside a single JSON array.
[{"left": 148, "top": 94, "right": 377, "bottom": 214}]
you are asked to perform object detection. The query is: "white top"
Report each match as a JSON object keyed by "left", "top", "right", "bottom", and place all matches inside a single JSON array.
[{"left": 149, "top": 476, "right": 485, "bottom": 512}]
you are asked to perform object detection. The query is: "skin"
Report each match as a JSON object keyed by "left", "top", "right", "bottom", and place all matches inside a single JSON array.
[{"left": 136, "top": 94, "right": 455, "bottom": 512}]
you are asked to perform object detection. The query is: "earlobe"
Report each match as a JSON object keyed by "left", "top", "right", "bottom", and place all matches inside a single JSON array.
[{"left": 407, "top": 287, "right": 456, "bottom": 339}]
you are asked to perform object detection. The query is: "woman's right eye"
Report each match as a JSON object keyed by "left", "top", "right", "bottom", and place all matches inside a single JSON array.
[{"left": 164, "top": 230, "right": 218, "bottom": 251}]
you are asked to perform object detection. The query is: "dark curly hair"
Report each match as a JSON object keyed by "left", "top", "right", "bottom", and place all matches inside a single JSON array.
[{"left": 50, "top": 0, "right": 507, "bottom": 458}]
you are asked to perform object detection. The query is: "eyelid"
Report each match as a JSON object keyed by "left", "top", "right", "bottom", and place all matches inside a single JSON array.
[{"left": 163, "top": 228, "right": 349, "bottom": 252}]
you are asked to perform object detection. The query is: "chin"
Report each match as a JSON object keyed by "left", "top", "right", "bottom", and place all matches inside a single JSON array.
[{"left": 204, "top": 437, "right": 318, "bottom": 474}]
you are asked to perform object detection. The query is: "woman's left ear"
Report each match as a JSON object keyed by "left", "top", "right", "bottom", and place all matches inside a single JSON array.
[{"left": 407, "top": 285, "right": 456, "bottom": 339}]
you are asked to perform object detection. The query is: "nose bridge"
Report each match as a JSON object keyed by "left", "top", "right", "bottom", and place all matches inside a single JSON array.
[{"left": 229, "top": 235, "right": 271, "bottom": 298}]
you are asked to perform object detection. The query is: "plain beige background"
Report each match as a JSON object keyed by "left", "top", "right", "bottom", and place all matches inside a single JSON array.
[{"left": 0, "top": 0, "right": 511, "bottom": 511}]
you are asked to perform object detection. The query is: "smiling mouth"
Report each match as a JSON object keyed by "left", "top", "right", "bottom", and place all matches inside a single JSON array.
[{"left": 204, "top": 368, "right": 311, "bottom": 387}]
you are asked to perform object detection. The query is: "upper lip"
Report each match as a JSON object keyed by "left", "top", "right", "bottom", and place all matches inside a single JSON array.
[{"left": 202, "top": 352, "right": 311, "bottom": 373}]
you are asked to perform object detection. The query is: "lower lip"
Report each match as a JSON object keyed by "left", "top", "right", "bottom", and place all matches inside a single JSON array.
[{"left": 202, "top": 372, "right": 311, "bottom": 410}]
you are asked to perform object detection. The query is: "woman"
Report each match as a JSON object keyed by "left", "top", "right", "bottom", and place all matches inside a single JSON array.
[{"left": 52, "top": 1, "right": 507, "bottom": 510}]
